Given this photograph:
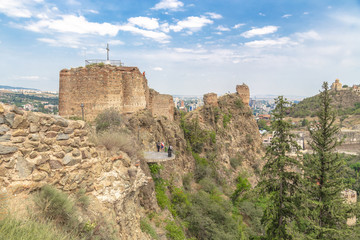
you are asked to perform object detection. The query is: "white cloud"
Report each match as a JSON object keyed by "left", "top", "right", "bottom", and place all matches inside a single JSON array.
[
  {"left": 206, "top": 12, "right": 222, "bottom": 19},
  {"left": 153, "top": 67, "right": 163, "bottom": 71},
  {"left": 160, "top": 23, "right": 170, "bottom": 33},
  {"left": 241, "top": 26, "right": 278, "bottom": 38},
  {"left": 152, "top": 0, "right": 184, "bottom": 11},
  {"left": 295, "top": 30, "right": 321, "bottom": 41},
  {"left": 86, "top": 9, "right": 99, "bottom": 14},
  {"left": 259, "top": 12, "right": 266, "bottom": 16},
  {"left": 303, "top": 12, "right": 309, "bottom": 15},
  {"left": 233, "top": 23, "right": 245, "bottom": 29},
  {"left": 282, "top": 14, "right": 292, "bottom": 18},
  {"left": 245, "top": 37, "right": 295, "bottom": 48},
  {"left": 108, "top": 40, "right": 124, "bottom": 45},
  {"left": 0, "top": 0, "right": 33, "bottom": 18},
  {"left": 118, "top": 25, "right": 170, "bottom": 43},
  {"left": 38, "top": 36, "right": 81, "bottom": 48},
  {"left": 128, "top": 17, "right": 159, "bottom": 30},
  {"left": 26, "top": 15, "right": 120, "bottom": 36},
  {"left": 13, "top": 75, "right": 41, "bottom": 80},
  {"left": 216, "top": 25, "right": 230, "bottom": 31},
  {"left": 170, "top": 16, "right": 213, "bottom": 32}
]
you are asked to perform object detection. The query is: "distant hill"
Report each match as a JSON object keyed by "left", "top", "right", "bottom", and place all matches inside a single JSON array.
[
  {"left": 0, "top": 85, "right": 39, "bottom": 91},
  {"left": 289, "top": 89, "right": 360, "bottom": 118}
]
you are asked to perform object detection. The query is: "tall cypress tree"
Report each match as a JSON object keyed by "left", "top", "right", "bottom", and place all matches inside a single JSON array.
[
  {"left": 260, "top": 96, "right": 301, "bottom": 240},
  {"left": 302, "top": 82, "right": 349, "bottom": 239}
]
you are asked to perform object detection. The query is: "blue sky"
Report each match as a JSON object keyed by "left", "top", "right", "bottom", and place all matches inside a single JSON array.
[{"left": 1, "top": 0, "right": 360, "bottom": 97}]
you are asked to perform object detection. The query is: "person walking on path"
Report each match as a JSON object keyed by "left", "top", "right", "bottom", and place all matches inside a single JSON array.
[
  {"left": 168, "top": 145, "right": 173, "bottom": 157},
  {"left": 161, "top": 142, "right": 164, "bottom": 151},
  {"left": 156, "top": 141, "right": 160, "bottom": 152}
]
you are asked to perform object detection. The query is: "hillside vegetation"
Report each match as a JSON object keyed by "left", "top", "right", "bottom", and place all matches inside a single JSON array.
[{"left": 289, "top": 89, "right": 360, "bottom": 118}]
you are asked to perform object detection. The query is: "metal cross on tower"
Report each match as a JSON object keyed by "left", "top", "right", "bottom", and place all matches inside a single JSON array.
[{"left": 106, "top": 43, "right": 110, "bottom": 61}]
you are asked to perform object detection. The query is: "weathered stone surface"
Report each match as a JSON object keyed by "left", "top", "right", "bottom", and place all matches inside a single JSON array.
[
  {"left": 0, "top": 166, "right": 6, "bottom": 176},
  {"left": 62, "top": 153, "right": 73, "bottom": 165},
  {"left": 0, "top": 144, "right": 17, "bottom": 154},
  {"left": 54, "top": 151, "right": 65, "bottom": 159},
  {"left": 57, "top": 133, "right": 70, "bottom": 141},
  {"left": 62, "top": 146, "right": 73, "bottom": 153},
  {"left": 29, "top": 134, "right": 40, "bottom": 141},
  {"left": 64, "top": 127, "right": 74, "bottom": 134},
  {"left": 5, "top": 113, "right": 15, "bottom": 127},
  {"left": 42, "top": 138, "right": 55, "bottom": 145},
  {"left": 49, "top": 160, "right": 62, "bottom": 169},
  {"left": 69, "top": 121, "right": 83, "bottom": 129},
  {"left": 5, "top": 157, "right": 16, "bottom": 168},
  {"left": 81, "top": 149, "right": 91, "bottom": 159},
  {"left": 13, "top": 115, "right": 28, "bottom": 129},
  {"left": 0, "top": 116, "right": 4, "bottom": 124},
  {"left": 0, "top": 104, "right": 4, "bottom": 114},
  {"left": 74, "top": 130, "right": 88, "bottom": 137},
  {"left": 27, "top": 112, "right": 40, "bottom": 123},
  {"left": 32, "top": 171, "right": 47, "bottom": 181},
  {"left": 10, "top": 106, "right": 24, "bottom": 115},
  {"left": 0, "top": 125, "right": 10, "bottom": 135},
  {"left": 11, "top": 137, "right": 26, "bottom": 143},
  {"left": 23, "top": 141, "right": 39, "bottom": 148},
  {"left": 36, "top": 144, "right": 50, "bottom": 152},
  {"left": 38, "top": 163, "right": 50, "bottom": 173},
  {"left": 45, "top": 131, "right": 57, "bottom": 138},
  {"left": 57, "top": 139, "right": 72, "bottom": 146},
  {"left": 0, "top": 134, "right": 11, "bottom": 142},
  {"left": 16, "top": 156, "right": 34, "bottom": 178},
  {"left": 13, "top": 130, "right": 28, "bottom": 137},
  {"left": 29, "top": 123, "right": 39, "bottom": 133},
  {"left": 29, "top": 151, "right": 38, "bottom": 159},
  {"left": 50, "top": 125, "right": 62, "bottom": 132},
  {"left": 55, "top": 118, "right": 69, "bottom": 127},
  {"left": 72, "top": 149, "right": 80, "bottom": 157}
]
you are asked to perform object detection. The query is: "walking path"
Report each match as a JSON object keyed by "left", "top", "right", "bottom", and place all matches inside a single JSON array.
[{"left": 144, "top": 151, "right": 176, "bottom": 163}]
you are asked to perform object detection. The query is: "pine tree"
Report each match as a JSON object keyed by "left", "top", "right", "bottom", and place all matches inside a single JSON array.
[
  {"left": 302, "top": 82, "right": 349, "bottom": 239},
  {"left": 260, "top": 96, "right": 301, "bottom": 240}
]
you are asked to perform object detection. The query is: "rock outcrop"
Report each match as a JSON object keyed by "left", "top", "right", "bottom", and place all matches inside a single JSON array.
[{"left": 0, "top": 103, "right": 151, "bottom": 239}]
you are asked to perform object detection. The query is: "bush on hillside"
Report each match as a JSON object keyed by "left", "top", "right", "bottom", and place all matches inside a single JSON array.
[{"left": 95, "top": 108, "right": 122, "bottom": 132}]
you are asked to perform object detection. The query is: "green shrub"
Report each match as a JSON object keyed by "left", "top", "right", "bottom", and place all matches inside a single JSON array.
[
  {"left": 140, "top": 218, "right": 159, "bottom": 240},
  {"left": 231, "top": 175, "right": 251, "bottom": 203},
  {"left": 230, "top": 154, "right": 243, "bottom": 169},
  {"left": 180, "top": 116, "right": 209, "bottom": 153},
  {"left": 235, "top": 99, "right": 244, "bottom": 109},
  {"left": 0, "top": 216, "right": 74, "bottom": 240},
  {"left": 95, "top": 108, "right": 122, "bottom": 132},
  {"left": 93, "top": 130, "right": 136, "bottom": 157},
  {"left": 223, "top": 113, "right": 232, "bottom": 128},
  {"left": 149, "top": 164, "right": 163, "bottom": 177},
  {"left": 165, "top": 220, "right": 186, "bottom": 240},
  {"left": 209, "top": 131, "right": 216, "bottom": 144},
  {"left": 245, "top": 133, "right": 253, "bottom": 145},
  {"left": 74, "top": 189, "right": 89, "bottom": 209},
  {"left": 182, "top": 173, "right": 192, "bottom": 191},
  {"left": 33, "top": 185, "right": 77, "bottom": 228}
]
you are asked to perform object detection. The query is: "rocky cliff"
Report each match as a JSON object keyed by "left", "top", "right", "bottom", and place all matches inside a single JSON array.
[{"left": 0, "top": 103, "right": 152, "bottom": 239}]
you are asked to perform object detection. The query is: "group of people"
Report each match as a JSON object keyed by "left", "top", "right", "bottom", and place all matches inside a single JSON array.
[{"left": 156, "top": 141, "right": 173, "bottom": 157}]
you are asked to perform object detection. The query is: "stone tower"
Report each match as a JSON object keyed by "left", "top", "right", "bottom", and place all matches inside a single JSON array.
[
  {"left": 59, "top": 65, "right": 174, "bottom": 121},
  {"left": 331, "top": 78, "right": 342, "bottom": 90},
  {"left": 236, "top": 84, "right": 250, "bottom": 105},
  {"left": 203, "top": 93, "right": 218, "bottom": 107}
]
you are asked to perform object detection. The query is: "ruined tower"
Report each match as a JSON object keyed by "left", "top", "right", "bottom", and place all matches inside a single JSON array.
[
  {"left": 203, "top": 93, "right": 218, "bottom": 107},
  {"left": 59, "top": 65, "right": 174, "bottom": 121},
  {"left": 236, "top": 84, "right": 250, "bottom": 105}
]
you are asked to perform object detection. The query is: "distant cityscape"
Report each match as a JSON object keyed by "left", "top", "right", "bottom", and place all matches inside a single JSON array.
[{"left": 0, "top": 86, "right": 303, "bottom": 117}]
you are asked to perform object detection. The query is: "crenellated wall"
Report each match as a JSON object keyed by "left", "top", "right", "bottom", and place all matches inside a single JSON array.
[
  {"left": 59, "top": 66, "right": 149, "bottom": 121},
  {"left": 203, "top": 93, "right": 218, "bottom": 107},
  {"left": 236, "top": 84, "right": 250, "bottom": 105}
]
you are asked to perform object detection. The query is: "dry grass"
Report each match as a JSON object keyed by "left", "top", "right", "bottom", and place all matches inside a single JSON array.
[{"left": 92, "top": 130, "right": 139, "bottom": 158}]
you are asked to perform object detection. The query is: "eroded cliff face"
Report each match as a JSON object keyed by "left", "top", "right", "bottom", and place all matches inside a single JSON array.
[{"left": 0, "top": 103, "right": 151, "bottom": 240}]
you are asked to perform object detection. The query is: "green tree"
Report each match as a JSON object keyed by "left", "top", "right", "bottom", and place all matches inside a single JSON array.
[
  {"left": 301, "top": 82, "right": 349, "bottom": 239},
  {"left": 259, "top": 96, "right": 301, "bottom": 240}
]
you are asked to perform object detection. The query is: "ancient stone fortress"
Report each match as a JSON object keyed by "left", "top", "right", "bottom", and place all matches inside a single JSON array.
[
  {"left": 331, "top": 78, "right": 360, "bottom": 93},
  {"left": 203, "top": 84, "right": 250, "bottom": 106},
  {"left": 59, "top": 65, "right": 174, "bottom": 121}
]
